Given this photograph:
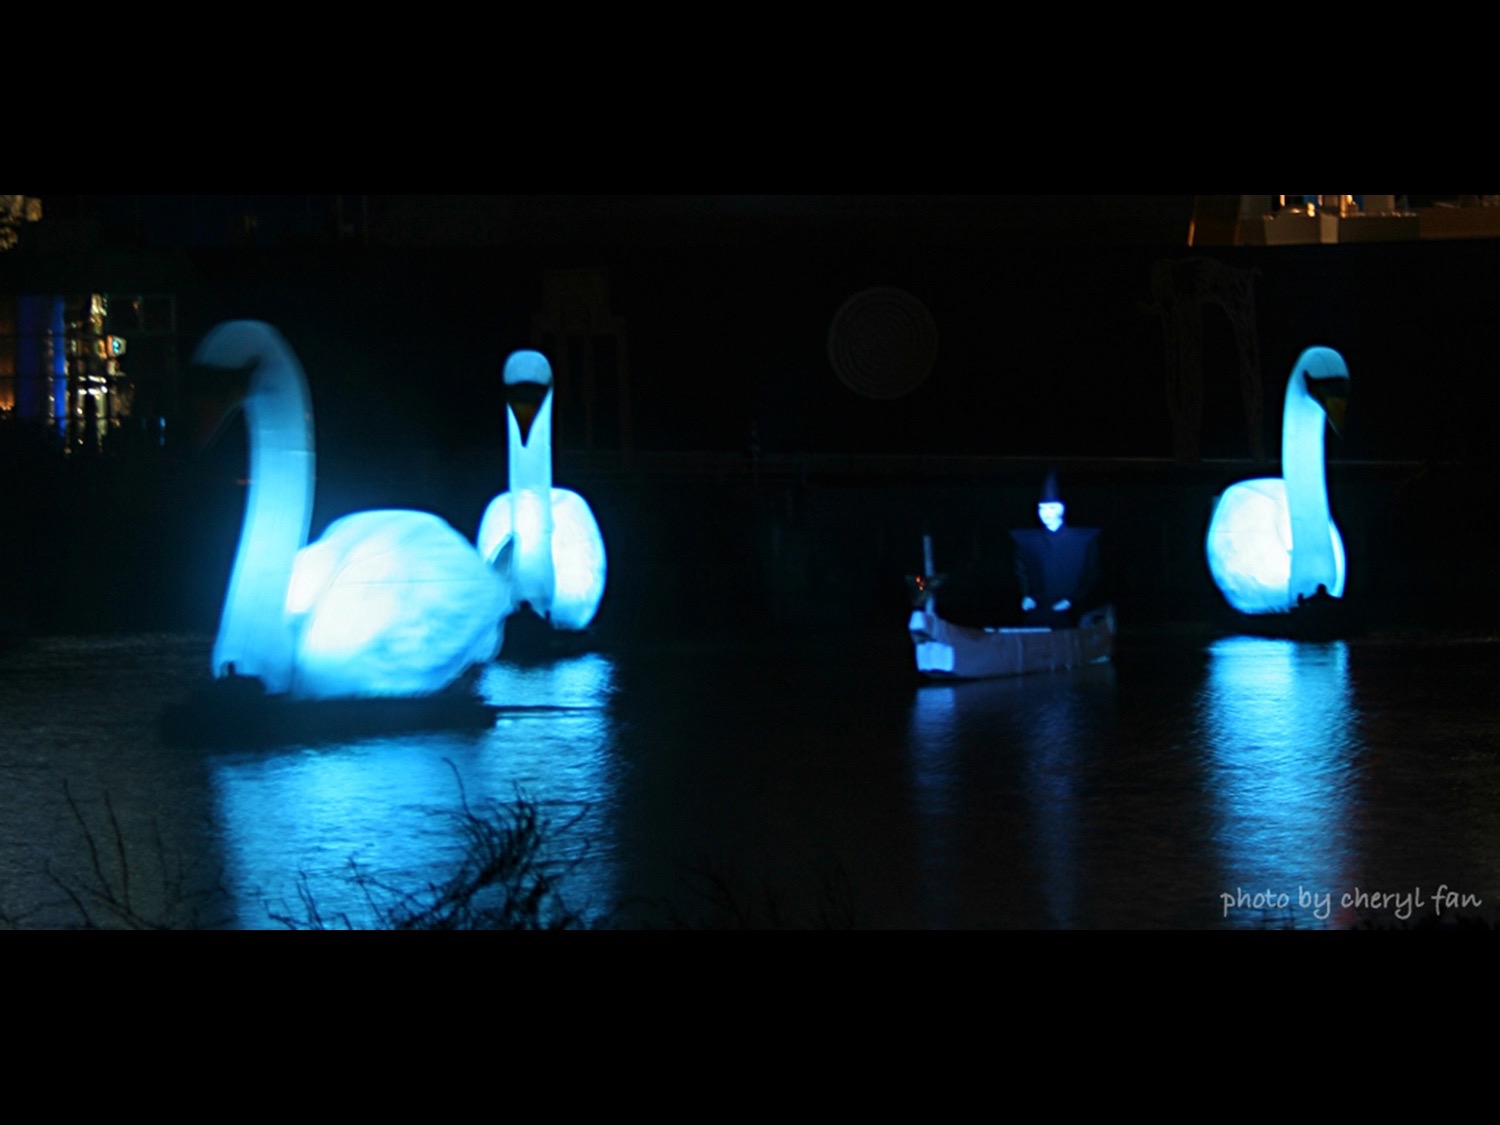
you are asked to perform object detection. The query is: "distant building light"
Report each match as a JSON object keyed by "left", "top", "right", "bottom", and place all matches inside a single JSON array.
[{"left": 0, "top": 195, "right": 43, "bottom": 251}]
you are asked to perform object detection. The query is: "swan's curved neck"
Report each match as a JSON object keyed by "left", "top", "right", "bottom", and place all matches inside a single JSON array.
[
  {"left": 508, "top": 390, "right": 555, "bottom": 608},
  {"left": 215, "top": 347, "right": 314, "bottom": 693},
  {"left": 1283, "top": 368, "right": 1335, "bottom": 597},
  {"left": 508, "top": 390, "right": 554, "bottom": 497}
]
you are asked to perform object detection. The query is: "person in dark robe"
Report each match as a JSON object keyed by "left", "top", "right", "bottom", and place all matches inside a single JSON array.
[{"left": 1011, "top": 471, "right": 1100, "bottom": 628}]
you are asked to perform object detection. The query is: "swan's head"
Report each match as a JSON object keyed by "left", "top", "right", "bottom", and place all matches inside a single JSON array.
[
  {"left": 190, "top": 321, "right": 311, "bottom": 449},
  {"left": 189, "top": 361, "right": 252, "bottom": 451},
  {"left": 503, "top": 350, "right": 553, "bottom": 445},
  {"left": 1295, "top": 346, "right": 1350, "bottom": 435}
]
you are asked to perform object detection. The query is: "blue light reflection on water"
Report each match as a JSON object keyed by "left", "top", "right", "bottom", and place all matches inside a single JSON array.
[
  {"left": 1197, "top": 637, "right": 1363, "bottom": 928},
  {"left": 210, "top": 652, "right": 620, "bottom": 929},
  {"left": 5, "top": 629, "right": 1498, "bottom": 928}
]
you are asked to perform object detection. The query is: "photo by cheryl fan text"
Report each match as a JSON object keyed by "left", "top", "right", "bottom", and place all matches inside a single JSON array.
[{"left": 1219, "top": 884, "right": 1483, "bottom": 921}]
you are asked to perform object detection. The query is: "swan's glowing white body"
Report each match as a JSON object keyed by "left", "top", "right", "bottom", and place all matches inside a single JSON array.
[
  {"left": 201, "top": 321, "right": 508, "bottom": 699},
  {"left": 477, "top": 351, "right": 606, "bottom": 631},
  {"left": 1206, "top": 346, "right": 1349, "bottom": 615}
]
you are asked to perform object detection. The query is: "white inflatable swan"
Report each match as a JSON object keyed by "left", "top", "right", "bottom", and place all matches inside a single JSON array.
[
  {"left": 477, "top": 350, "right": 606, "bottom": 632},
  {"left": 199, "top": 320, "right": 508, "bottom": 698},
  {"left": 1205, "top": 345, "right": 1349, "bottom": 615}
]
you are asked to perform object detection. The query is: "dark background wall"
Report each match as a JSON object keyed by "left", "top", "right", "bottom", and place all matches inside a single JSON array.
[{"left": 4, "top": 196, "right": 1499, "bottom": 636}]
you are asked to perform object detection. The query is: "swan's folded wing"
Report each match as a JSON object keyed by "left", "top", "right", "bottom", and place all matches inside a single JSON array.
[
  {"left": 291, "top": 511, "right": 507, "bottom": 698},
  {"left": 1206, "top": 479, "right": 1292, "bottom": 615},
  {"left": 549, "top": 489, "right": 607, "bottom": 631},
  {"left": 477, "top": 491, "right": 515, "bottom": 567}
]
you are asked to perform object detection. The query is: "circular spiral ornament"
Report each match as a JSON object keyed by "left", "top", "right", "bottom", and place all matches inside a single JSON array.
[{"left": 827, "top": 286, "right": 938, "bottom": 400}]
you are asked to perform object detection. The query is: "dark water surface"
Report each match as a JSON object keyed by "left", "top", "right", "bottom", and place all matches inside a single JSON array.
[{"left": 1, "top": 625, "right": 1497, "bottom": 929}]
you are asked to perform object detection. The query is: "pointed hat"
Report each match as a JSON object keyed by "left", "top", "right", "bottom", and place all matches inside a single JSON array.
[{"left": 1039, "top": 469, "right": 1062, "bottom": 503}]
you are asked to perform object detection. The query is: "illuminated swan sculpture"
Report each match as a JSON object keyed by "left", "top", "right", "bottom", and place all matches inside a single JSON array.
[
  {"left": 477, "top": 350, "right": 606, "bottom": 631},
  {"left": 1205, "top": 346, "right": 1349, "bottom": 615},
  {"left": 199, "top": 321, "right": 508, "bottom": 699}
]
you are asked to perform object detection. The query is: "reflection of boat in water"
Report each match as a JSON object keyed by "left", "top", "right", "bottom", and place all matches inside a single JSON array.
[
  {"left": 1214, "top": 584, "right": 1356, "bottom": 642},
  {"left": 160, "top": 671, "right": 498, "bottom": 748},
  {"left": 906, "top": 535, "right": 1113, "bottom": 680},
  {"left": 909, "top": 605, "right": 1115, "bottom": 680}
]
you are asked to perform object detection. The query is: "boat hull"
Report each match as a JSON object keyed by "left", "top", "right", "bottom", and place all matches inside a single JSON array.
[
  {"left": 1215, "top": 593, "right": 1358, "bottom": 641},
  {"left": 909, "top": 605, "right": 1115, "bottom": 680},
  {"left": 159, "top": 671, "right": 498, "bottom": 748}
]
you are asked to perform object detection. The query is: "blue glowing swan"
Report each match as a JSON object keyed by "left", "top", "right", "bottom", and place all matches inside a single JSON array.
[
  {"left": 199, "top": 321, "right": 509, "bottom": 699},
  {"left": 1205, "top": 346, "right": 1349, "bottom": 615},
  {"left": 477, "top": 350, "right": 606, "bottom": 632}
]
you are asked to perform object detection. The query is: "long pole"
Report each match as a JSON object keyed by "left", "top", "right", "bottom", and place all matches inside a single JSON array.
[{"left": 921, "top": 534, "right": 936, "bottom": 610}]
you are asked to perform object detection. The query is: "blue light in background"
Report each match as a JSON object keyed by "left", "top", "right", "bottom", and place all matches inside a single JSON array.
[{"left": 50, "top": 297, "right": 66, "bottom": 433}]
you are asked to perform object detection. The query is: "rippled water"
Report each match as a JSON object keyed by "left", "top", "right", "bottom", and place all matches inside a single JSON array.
[{"left": 1, "top": 626, "right": 1497, "bottom": 928}]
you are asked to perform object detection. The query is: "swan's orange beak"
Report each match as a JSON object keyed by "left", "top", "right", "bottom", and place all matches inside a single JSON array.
[
  {"left": 507, "top": 382, "right": 548, "bottom": 445},
  {"left": 511, "top": 401, "right": 539, "bottom": 444},
  {"left": 1306, "top": 372, "right": 1349, "bottom": 437},
  {"left": 191, "top": 363, "right": 252, "bottom": 450},
  {"left": 1324, "top": 393, "right": 1347, "bottom": 436}
]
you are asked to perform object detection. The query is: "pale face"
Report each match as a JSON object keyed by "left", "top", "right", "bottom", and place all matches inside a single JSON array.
[{"left": 1038, "top": 501, "right": 1065, "bottom": 533}]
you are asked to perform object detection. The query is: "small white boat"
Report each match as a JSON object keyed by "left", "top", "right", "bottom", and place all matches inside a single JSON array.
[
  {"left": 907, "top": 535, "right": 1114, "bottom": 680},
  {"left": 909, "top": 605, "right": 1115, "bottom": 680}
]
